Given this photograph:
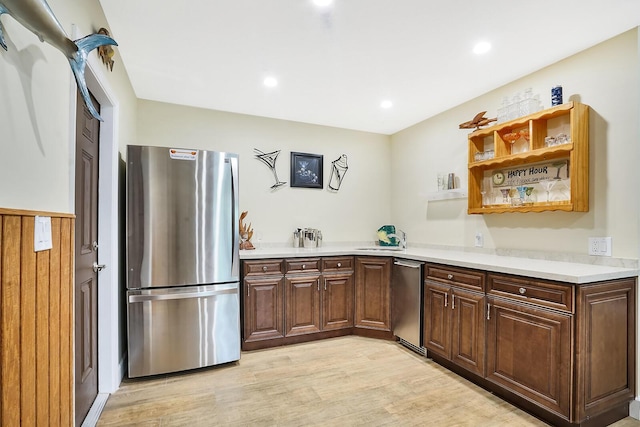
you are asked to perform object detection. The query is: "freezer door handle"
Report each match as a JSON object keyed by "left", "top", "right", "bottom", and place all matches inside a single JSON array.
[{"left": 128, "top": 288, "right": 237, "bottom": 303}]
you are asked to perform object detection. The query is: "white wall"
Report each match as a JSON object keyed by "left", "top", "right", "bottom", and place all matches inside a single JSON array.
[
  {"left": 390, "top": 28, "right": 640, "bottom": 260},
  {"left": 0, "top": 0, "right": 138, "bottom": 212},
  {"left": 137, "top": 100, "right": 392, "bottom": 245}
]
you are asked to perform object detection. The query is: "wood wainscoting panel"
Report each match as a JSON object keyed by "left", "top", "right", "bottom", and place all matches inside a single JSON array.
[{"left": 0, "top": 211, "right": 74, "bottom": 426}]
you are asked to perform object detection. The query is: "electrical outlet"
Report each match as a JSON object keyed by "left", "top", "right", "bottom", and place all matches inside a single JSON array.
[
  {"left": 475, "top": 232, "right": 483, "bottom": 248},
  {"left": 588, "top": 237, "right": 612, "bottom": 256}
]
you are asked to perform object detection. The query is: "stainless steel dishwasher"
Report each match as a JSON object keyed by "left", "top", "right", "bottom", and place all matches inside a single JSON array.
[{"left": 392, "top": 258, "right": 426, "bottom": 355}]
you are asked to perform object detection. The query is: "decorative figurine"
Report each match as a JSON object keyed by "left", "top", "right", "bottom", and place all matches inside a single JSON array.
[
  {"left": 239, "top": 211, "right": 255, "bottom": 250},
  {"left": 97, "top": 27, "right": 115, "bottom": 71},
  {"left": 459, "top": 111, "right": 497, "bottom": 130},
  {"left": 0, "top": 0, "right": 118, "bottom": 121}
]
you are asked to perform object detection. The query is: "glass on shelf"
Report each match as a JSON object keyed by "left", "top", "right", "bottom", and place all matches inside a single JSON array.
[
  {"left": 499, "top": 188, "right": 510, "bottom": 204},
  {"left": 503, "top": 130, "right": 529, "bottom": 154},
  {"left": 539, "top": 180, "right": 557, "bottom": 203}
]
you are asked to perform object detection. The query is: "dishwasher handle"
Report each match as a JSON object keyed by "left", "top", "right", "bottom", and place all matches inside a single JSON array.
[{"left": 393, "top": 260, "right": 423, "bottom": 269}]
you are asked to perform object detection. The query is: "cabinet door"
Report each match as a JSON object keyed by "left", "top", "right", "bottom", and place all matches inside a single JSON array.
[
  {"left": 486, "top": 297, "right": 572, "bottom": 419},
  {"left": 575, "top": 279, "right": 636, "bottom": 421},
  {"left": 355, "top": 257, "right": 391, "bottom": 331},
  {"left": 322, "top": 273, "right": 354, "bottom": 331},
  {"left": 424, "top": 281, "right": 451, "bottom": 359},
  {"left": 285, "top": 274, "right": 322, "bottom": 336},
  {"left": 244, "top": 276, "right": 284, "bottom": 342},
  {"left": 450, "top": 288, "right": 485, "bottom": 376}
]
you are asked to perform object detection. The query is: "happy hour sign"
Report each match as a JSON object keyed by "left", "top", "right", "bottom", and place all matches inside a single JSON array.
[{"left": 493, "top": 159, "right": 569, "bottom": 187}]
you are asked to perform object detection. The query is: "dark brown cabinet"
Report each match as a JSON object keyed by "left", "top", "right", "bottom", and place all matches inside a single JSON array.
[
  {"left": 285, "top": 273, "right": 322, "bottom": 336},
  {"left": 322, "top": 272, "right": 354, "bottom": 331},
  {"left": 484, "top": 273, "right": 636, "bottom": 426},
  {"left": 242, "top": 256, "right": 354, "bottom": 349},
  {"left": 243, "top": 260, "right": 285, "bottom": 344},
  {"left": 355, "top": 257, "right": 391, "bottom": 331},
  {"left": 424, "top": 264, "right": 486, "bottom": 377},
  {"left": 486, "top": 295, "right": 572, "bottom": 418}
]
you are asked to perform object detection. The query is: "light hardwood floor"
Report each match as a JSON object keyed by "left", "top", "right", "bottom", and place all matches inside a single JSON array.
[{"left": 98, "top": 336, "right": 640, "bottom": 426}]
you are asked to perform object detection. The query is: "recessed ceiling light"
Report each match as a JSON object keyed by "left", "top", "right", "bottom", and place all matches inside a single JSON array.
[
  {"left": 473, "top": 41, "right": 491, "bottom": 55},
  {"left": 313, "top": 0, "right": 334, "bottom": 7},
  {"left": 263, "top": 76, "right": 278, "bottom": 88},
  {"left": 380, "top": 100, "right": 393, "bottom": 109}
]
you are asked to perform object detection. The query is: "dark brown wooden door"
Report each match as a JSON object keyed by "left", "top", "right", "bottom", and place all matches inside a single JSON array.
[
  {"left": 355, "top": 257, "right": 391, "bottom": 331},
  {"left": 74, "top": 92, "right": 100, "bottom": 426},
  {"left": 244, "top": 276, "right": 285, "bottom": 342},
  {"left": 322, "top": 273, "right": 354, "bottom": 331},
  {"left": 285, "top": 274, "right": 321, "bottom": 336},
  {"left": 486, "top": 296, "right": 572, "bottom": 418},
  {"left": 424, "top": 282, "right": 451, "bottom": 359},
  {"left": 450, "top": 288, "right": 485, "bottom": 376}
]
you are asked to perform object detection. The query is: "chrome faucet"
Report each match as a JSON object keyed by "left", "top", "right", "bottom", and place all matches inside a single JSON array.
[{"left": 387, "top": 230, "right": 407, "bottom": 249}]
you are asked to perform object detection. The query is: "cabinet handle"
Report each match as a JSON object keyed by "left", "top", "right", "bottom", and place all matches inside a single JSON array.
[
  {"left": 302, "top": 264, "right": 306, "bottom": 269},
  {"left": 519, "top": 287, "right": 526, "bottom": 295},
  {"left": 447, "top": 274, "right": 454, "bottom": 280},
  {"left": 444, "top": 293, "right": 448, "bottom": 307},
  {"left": 337, "top": 262, "right": 342, "bottom": 268},
  {"left": 324, "top": 280, "right": 327, "bottom": 291},
  {"left": 317, "top": 279, "right": 320, "bottom": 292},
  {"left": 451, "top": 294, "right": 455, "bottom": 310},
  {"left": 262, "top": 266, "right": 268, "bottom": 272},
  {"left": 247, "top": 285, "right": 250, "bottom": 297},
  {"left": 487, "top": 303, "right": 490, "bottom": 320}
]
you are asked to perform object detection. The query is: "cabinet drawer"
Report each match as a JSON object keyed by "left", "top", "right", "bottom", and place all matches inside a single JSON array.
[
  {"left": 488, "top": 274, "right": 574, "bottom": 313},
  {"left": 322, "top": 256, "right": 354, "bottom": 272},
  {"left": 285, "top": 258, "right": 321, "bottom": 274},
  {"left": 425, "top": 264, "right": 485, "bottom": 292},
  {"left": 243, "top": 259, "right": 284, "bottom": 276}
]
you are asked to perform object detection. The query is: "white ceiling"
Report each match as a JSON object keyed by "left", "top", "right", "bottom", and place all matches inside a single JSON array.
[{"left": 98, "top": 0, "right": 640, "bottom": 135}]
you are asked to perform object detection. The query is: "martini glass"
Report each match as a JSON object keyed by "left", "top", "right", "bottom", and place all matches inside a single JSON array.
[
  {"left": 499, "top": 188, "right": 510, "bottom": 204},
  {"left": 503, "top": 132, "right": 519, "bottom": 154},
  {"left": 539, "top": 180, "right": 556, "bottom": 203},
  {"left": 525, "top": 187, "right": 535, "bottom": 203}
]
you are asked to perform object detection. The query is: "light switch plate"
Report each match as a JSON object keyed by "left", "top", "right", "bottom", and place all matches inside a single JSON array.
[{"left": 34, "top": 216, "right": 53, "bottom": 252}]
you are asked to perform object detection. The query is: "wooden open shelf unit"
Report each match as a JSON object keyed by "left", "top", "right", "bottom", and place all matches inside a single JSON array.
[{"left": 467, "top": 101, "right": 589, "bottom": 214}]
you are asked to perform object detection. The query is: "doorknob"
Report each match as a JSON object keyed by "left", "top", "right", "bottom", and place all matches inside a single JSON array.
[{"left": 93, "top": 262, "right": 106, "bottom": 272}]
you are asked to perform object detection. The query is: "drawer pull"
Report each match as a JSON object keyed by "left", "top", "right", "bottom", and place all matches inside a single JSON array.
[
  {"left": 302, "top": 264, "right": 306, "bottom": 269},
  {"left": 337, "top": 262, "right": 342, "bottom": 268},
  {"left": 447, "top": 274, "right": 454, "bottom": 280},
  {"left": 262, "top": 266, "right": 268, "bottom": 272},
  {"left": 519, "top": 287, "right": 527, "bottom": 295}
]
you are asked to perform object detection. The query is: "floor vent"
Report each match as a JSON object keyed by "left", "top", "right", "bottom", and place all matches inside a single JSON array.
[{"left": 398, "top": 338, "right": 427, "bottom": 356}]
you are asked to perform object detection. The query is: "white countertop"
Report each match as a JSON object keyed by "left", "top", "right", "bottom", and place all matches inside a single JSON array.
[{"left": 240, "top": 245, "right": 639, "bottom": 284}]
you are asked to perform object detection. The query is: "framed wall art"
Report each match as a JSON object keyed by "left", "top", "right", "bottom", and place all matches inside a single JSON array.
[{"left": 290, "top": 152, "right": 323, "bottom": 189}]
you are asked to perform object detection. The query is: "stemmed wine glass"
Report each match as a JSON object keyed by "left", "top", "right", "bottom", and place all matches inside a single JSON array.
[
  {"left": 499, "top": 188, "right": 510, "bottom": 204},
  {"left": 539, "top": 180, "right": 556, "bottom": 203},
  {"left": 480, "top": 177, "right": 492, "bottom": 207}
]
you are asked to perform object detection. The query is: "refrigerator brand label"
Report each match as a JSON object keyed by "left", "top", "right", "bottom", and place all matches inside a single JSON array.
[{"left": 169, "top": 149, "right": 198, "bottom": 161}]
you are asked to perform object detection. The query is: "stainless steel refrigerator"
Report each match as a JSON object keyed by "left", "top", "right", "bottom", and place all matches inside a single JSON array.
[{"left": 126, "top": 145, "right": 240, "bottom": 378}]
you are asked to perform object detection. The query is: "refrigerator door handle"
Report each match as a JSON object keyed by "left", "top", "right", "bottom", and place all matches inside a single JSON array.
[
  {"left": 229, "top": 155, "right": 240, "bottom": 277},
  {"left": 129, "top": 288, "right": 237, "bottom": 303}
]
